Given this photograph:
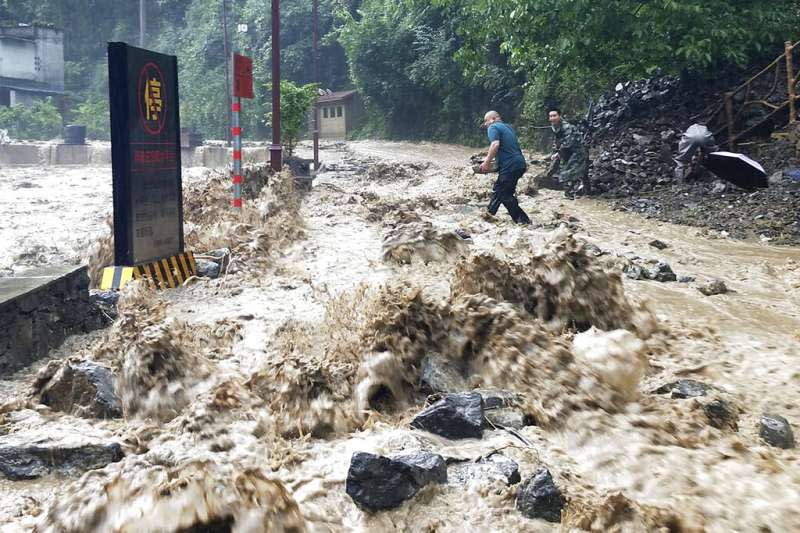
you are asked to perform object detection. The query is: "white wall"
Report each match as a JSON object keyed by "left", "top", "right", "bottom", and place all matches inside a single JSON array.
[
  {"left": 0, "top": 39, "right": 37, "bottom": 80},
  {"left": 320, "top": 104, "right": 347, "bottom": 139}
]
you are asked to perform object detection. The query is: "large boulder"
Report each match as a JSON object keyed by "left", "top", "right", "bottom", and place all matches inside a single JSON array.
[
  {"left": 759, "top": 414, "right": 795, "bottom": 449},
  {"left": 516, "top": 468, "right": 565, "bottom": 523},
  {"left": 411, "top": 392, "right": 484, "bottom": 439},
  {"left": 346, "top": 451, "right": 447, "bottom": 511},
  {"left": 0, "top": 436, "right": 123, "bottom": 480},
  {"left": 33, "top": 359, "right": 122, "bottom": 419}
]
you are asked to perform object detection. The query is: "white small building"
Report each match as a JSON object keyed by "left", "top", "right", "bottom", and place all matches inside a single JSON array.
[
  {"left": 0, "top": 25, "right": 64, "bottom": 107},
  {"left": 317, "top": 90, "right": 363, "bottom": 139}
]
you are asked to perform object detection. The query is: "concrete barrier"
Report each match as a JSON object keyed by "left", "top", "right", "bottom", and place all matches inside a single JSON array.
[
  {"left": 0, "top": 144, "right": 45, "bottom": 166},
  {"left": 0, "top": 143, "right": 270, "bottom": 168},
  {"left": 0, "top": 266, "right": 101, "bottom": 376}
]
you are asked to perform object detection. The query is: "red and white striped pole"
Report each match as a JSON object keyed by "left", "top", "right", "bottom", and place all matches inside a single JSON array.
[{"left": 232, "top": 97, "right": 242, "bottom": 208}]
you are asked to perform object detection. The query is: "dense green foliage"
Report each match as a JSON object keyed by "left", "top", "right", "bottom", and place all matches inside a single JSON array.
[
  {"left": 2, "top": 0, "right": 798, "bottom": 144},
  {"left": 433, "top": 0, "right": 799, "bottom": 132},
  {"left": 0, "top": 98, "right": 62, "bottom": 140},
  {"left": 267, "top": 81, "right": 318, "bottom": 156},
  {"left": 337, "top": 0, "right": 520, "bottom": 143}
]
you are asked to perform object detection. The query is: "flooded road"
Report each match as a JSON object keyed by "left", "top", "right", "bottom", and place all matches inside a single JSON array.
[{"left": 0, "top": 140, "right": 798, "bottom": 531}]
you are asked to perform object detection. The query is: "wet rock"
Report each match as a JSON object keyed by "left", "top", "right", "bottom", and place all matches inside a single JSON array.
[
  {"left": 647, "top": 261, "right": 677, "bottom": 282},
  {"left": 449, "top": 454, "right": 521, "bottom": 486},
  {"left": 33, "top": 359, "right": 122, "bottom": 419},
  {"left": 582, "top": 243, "right": 605, "bottom": 257},
  {"left": 703, "top": 398, "right": 738, "bottom": 430},
  {"left": 411, "top": 392, "right": 483, "bottom": 440},
  {"left": 648, "top": 239, "right": 669, "bottom": 250},
  {"left": 759, "top": 415, "right": 795, "bottom": 449},
  {"left": 89, "top": 289, "right": 119, "bottom": 319},
  {"left": 477, "top": 389, "right": 533, "bottom": 429},
  {"left": 516, "top": 468, "right": 565, "bottom": 523},
  {"left": 678, "top": 275, "right": 696, "bottom": 283},
  {"left": 623, "top": 263, "right": 648, "bottom": 280},
  {"left": 698, "top": 279, "right": 728, "bottom": 296},
  {"left": 195, "top": 258, "right": 221, "bottom": 279},
  {"left": 420, "top": 353, "right": 467, "bottom": 394},
  {"left": 653, "top": 379, "right": 710, "bottom": 399},
  {"left": 0, "top": 438, "right": 123, "bottom": 480},
  {"left": 346, "top": 451, "right": 447, "bottom": 511}
]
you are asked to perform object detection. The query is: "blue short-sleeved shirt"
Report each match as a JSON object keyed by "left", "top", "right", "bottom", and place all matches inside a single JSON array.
[{"left": 488, "top": 122, "right": 527, "bottom": 175}]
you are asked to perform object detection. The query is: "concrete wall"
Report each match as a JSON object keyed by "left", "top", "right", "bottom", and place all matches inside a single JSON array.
[
  {"left": 0, "top": 143, "right": 269, "bottom": 168},
  {"left": 0, "top": 26, "right": 64, "bottom": 93},
  {"left": 0, "top": 266, "right": 100, "bottom": 376},
  {"left": 0, "top": 38, "right": 36, "bottom": 80}
]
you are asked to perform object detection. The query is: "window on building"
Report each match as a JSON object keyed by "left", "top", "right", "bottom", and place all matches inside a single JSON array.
[
  {"left": 323, "top": 107, "right": 328, "bottom": 118},
  {"left": 337, "top": 106, "right": 343, "bottom": 117}
]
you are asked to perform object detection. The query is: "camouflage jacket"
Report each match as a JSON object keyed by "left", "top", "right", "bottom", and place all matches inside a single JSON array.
[{"left": 552, "top": 120, "right": 586, "bottom": 158}]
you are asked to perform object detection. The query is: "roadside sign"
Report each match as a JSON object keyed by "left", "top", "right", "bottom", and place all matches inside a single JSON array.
[
  {"left": 237, "top": 24, "right": 248, "bottom": 33},
  {"left": 233, "top": 53, "right": 254, "bottom": 99},
  {"left": 107, "top": 42, "right": 184, "bottom": 266}
]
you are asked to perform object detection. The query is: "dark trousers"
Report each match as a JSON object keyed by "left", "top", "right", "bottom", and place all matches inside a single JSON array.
[{"left": 488, "top": 167, "right": 531, "bottom": 224}]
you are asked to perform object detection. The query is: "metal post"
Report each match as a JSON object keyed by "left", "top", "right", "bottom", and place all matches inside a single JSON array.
[
  {"left": 724, "top": 92, "right": 736, "bottom": 147},
  {"left": 222, "top": 0, "right": 232, "bottom": 145},
  {"left": 139, "top": 0, "right": 145, "bottom": 47},
  {"left": 232, "top": 98, "right": 242, "bottom": 208},
  {"left": 312, "top": 0, "right": 320, "bottom": 174},
  {"left": 270, "top": 0, "right": 282, "bottom": 171},
  {"left": 786, "top": 41, "right": 797, "bottom": 124}
]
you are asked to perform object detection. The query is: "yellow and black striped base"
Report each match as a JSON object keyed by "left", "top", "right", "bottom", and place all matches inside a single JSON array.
[{"left": 99, "top": 252, "right": 197, "bottom": 291}]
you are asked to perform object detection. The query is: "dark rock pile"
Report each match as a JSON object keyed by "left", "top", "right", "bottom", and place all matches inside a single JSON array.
[{"left": 582, "top": 72, "right": 800, "bottom": 244}]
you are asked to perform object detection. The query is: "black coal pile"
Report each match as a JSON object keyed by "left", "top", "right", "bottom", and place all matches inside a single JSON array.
[{"left": 584, "top": 72, "right": 800, "bottom": 244}]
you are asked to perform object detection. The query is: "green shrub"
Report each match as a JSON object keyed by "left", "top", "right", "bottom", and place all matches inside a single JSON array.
[
  {"left": 73, "top": 95, "right": 110, "bottom": 140},
  {"left": 0, "top": 97, "right": 63, "bottom": 140}
]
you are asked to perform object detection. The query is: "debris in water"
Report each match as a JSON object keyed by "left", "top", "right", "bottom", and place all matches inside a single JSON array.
[
  {"left": 31, "top": 359, "right": 122, "bottom": 419},
  {"left": 759, "top": 414, "right": 795, "bottom": 449},
  {"left": 346, "top": 451, "right": 447, "bottom": 511},
  {"left": 410, "top": 391, "right": 484, "bottom": 440},
  {"left": 698, "top": 279, "right": 729, "bottom": 296},
  {"left": 516, "top": 468, "right": 565, "bottom": 523}
]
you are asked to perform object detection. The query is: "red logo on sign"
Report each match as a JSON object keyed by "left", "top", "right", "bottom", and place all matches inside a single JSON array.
[{"left": 137, "top": 62, "right": 167, "bottom": 136}]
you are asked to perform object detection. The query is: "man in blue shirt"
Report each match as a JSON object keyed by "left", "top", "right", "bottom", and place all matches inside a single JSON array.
[{"left": 479, "top": 111, "right": 531, "bottom": 224}]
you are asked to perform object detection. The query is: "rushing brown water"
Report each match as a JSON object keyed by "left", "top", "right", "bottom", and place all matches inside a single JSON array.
[{"left": 0, "top": 140, "right": 798, "bottom": 531}]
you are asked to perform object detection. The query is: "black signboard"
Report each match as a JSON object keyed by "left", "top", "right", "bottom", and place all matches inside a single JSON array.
[{"left": 108, "top": 42, "right": 184, "bottom": 266}]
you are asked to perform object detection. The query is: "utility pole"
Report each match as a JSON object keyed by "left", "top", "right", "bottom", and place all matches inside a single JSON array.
[
  {"left": 312, "top": 0, "right": 319, "bottom": 174},
  {"left": 222, "top": 0, "right": 232, "bottom": 145},
  {"left": 270, "top": 0, "right": 282, "bottom": 171},
  {"left": 138, "top": 0, "right": 145, "bottom": 47}
]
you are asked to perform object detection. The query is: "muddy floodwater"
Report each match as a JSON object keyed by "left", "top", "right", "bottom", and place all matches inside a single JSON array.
[{"left": 0, "top": 140, "right": 799, "bottom": 532}]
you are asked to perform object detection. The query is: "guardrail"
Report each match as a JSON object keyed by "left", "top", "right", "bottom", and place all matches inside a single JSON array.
[{"left": 699, "top": 40, "right": 799, "bottom": 147}]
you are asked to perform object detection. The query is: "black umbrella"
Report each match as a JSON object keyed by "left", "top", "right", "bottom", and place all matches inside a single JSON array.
[{"left": 704, "top": 151, "right": 768, "bottom": 190}]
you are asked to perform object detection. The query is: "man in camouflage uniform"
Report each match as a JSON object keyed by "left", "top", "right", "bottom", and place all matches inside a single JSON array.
[{"left": 549, "top": 107, "right": 590, "bottom": 198}]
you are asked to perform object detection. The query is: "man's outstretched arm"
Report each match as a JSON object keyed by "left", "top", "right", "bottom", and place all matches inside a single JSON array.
[{"left": 480, "top": 140, "right": 500, "bottom": 173}]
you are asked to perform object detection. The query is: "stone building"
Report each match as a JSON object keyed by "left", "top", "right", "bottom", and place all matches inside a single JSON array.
[
  {"left": 317, "top": 90, "right": 364, "bottom": 139},
  {"left": 0, "top": 25, "right": 64, "bottom": 107}
]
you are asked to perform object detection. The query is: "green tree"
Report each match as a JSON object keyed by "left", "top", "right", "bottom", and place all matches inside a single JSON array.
[
  {"left": 266, "top": 80, "right": 318, "bottom": 157},
  {"left": 73, "top": 95, "right": 110, "bottom": 140},
  {"left": 0, "top": 98, "right": 63, "bottom": 140}
]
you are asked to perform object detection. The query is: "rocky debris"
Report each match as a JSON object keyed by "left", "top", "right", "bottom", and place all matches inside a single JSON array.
[
  {"left": 449, "top": 454, "right": 521, "bottom": 486},
  {"left": 703, "top": 398, "right": 738, "bottom": 430},
  {"left": 653, "top": 379, "right": 710, "bottom": 399},
  {"left": 759, "top": 414, "right": 795, "bottom": 449},
  {"left": 0, "top": 436, "right": 123, "bottom": 480},
  {"left": 367, "top": 161, "right": 430, "bottom": 183},
  {"left": 411, "top": 392, "right": 484, "bottom": 440},
  {"left": 89, "top": 289, "right": 119, "bottom": 320},
  {"left": 623, "top": 259, "right": 677, "bottom": 282},
  {"left": 477, "top": 389, "right": 534, "bottom": 430},
  {"left": 516, "top": 468, "right": 565, "bottom": 523},
  {"left": 648, "top": 261, "right": 677, "bottom": 282},
  {"left": 32, "top": 359, "right": 122, "bottom": 419},
  {"left": 346, "top": 451, "right": 447, "bottom": 511},
  {"left": 195, "top": 258, "right": 221, "bottom": 279},
  {"left": 648, "top": 239, "right": 669, "bottom": 250},
  {"left": 420, "top": 353, "right": 467, "bottom": 394},
  {"left": 698, "top": 279, "right": 728, "bottom": 296},
  {"left": 678, "top": 275, "right": 696, "bottom": 283}
]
